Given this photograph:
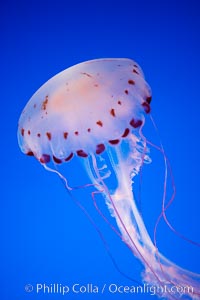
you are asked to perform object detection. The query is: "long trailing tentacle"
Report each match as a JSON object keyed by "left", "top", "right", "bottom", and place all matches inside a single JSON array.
[
  {"left": 42, "top": 161, "right": 141, "bottom": 285},
  {"left": 146, "top": 114, "right": 200, "bottom": 247}
]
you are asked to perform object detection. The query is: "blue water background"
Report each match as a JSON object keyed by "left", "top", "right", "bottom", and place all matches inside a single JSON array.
[{"left": 1, "top": 0, "right": 200, "bottom": 299}]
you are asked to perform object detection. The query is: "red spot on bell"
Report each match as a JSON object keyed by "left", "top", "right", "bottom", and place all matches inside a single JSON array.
[
  {"left": 63, "top": 132, "right": 68, "bottom": 139},
  {"left": 130, "top": 119, "right": 143, "bottom": 128},
  {"left": 42, "top": 96, "right": 48, "bottom": 110},
  {"left": 128, "top": 79, "right": 135, "bottom": 85},
  {"left": 142, "top": 102, "right": 151, "bottom": 114},
  {"left": 96, "top": 120, "right": 103, "bottom": 127},
  {"left": 46, "top": 132, "right": 52, "bottom": 140},
  {"left": 96, "top": 144, "right": 105, "bottom": 155},
  {"left": 77, "top": 150, "right": 88, "bottom": 158},
  {"left": 53, "top": 156, "right": 62, "bottom": 164},
  {"left": 65, "top": 153, "right": 73, "bottom": 162},
  {"left": 109, "top": 139, "right": 120, "bottom": 145},
  {"left": 26, "top": 151, "right": 34, "bottom": 156},
  {"left": 40, "top": 154, "right": 51, "bottom": 164},
  {"left": 146, "top": 96, "right": 152, "bottom": 104},
  {"left": 121, "top": 128, "right": 130, "bottom": 138},
  {"left": 110, "top": 108, "right": 116, "bottom": 117},
  {"left": 133, "top": 69, "right": 139, "bottom": 75},
  {"left": 81, "top": 72, "right": 92, "bottom": 78},
  {"left": 21, "top": 128, "right": 25, "bottom": 136}
]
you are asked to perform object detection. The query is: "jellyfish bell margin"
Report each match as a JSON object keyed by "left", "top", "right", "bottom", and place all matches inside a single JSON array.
[{"left": 17, "top": 58, "right": 200, "bottom": 300}]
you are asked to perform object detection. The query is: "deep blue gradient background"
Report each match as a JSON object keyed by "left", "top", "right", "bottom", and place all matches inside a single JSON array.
[{"left": 1, "top": 0, "right": 200, "bottom": 299}]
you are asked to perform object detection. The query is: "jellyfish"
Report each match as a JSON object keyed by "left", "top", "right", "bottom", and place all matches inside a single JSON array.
[{"left": 17, "top": 58, "right": 200, "bottom": 299}]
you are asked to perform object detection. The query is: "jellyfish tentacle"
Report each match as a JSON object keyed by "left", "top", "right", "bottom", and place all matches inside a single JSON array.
[
  {"left": 145, "top": 115, "right": 200, "bottom": 248},
  {"left": 90, "top": 189, "right": 143, "bottom": 284},
  {"left": 42, "top": 163, "right": 73, "bottom": 191},
  {"left": 138, "top": 118, "right": 200, "bottom": 298},
  {"left": 88, "top": 136, "right": 200, "bottom": 299},
  {"left": 110, "top": 144, "right": 200, "bottom": 298},
  {"left": 43, "top": 158, "right": 142, "bottom": 285},
  {"left": 89, "top": 151, "right": 167, "bottom": 290}
]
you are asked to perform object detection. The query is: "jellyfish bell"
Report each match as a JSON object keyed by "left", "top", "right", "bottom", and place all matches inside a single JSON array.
[
  {"left": 18, "top": 58, "right": 151, "bottom": 163},
  {"left": 18, "top": 58, "right": 199, "bottom": 299}
]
